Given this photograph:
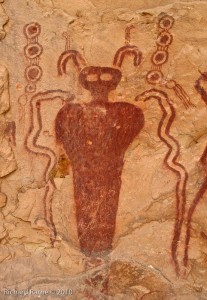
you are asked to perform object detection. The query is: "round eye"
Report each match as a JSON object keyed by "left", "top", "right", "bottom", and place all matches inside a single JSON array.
[
  {"left": 86, "top": 73, "right": 98, "bottom": 82},
  {"left": 100, "top": 73, "right": 113, "bottom": 81}
]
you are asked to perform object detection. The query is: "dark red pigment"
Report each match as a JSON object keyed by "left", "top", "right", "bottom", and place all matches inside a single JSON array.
[{"left": 55, "top": 66, "right": 144, "bottom": 255}]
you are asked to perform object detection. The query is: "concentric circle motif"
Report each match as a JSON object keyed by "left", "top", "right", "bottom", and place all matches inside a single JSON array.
[
  {"left": 24, "top": 22, "right": 41, "bottom": 39},
  {"left": 25, "top": 83, "right": 36, "bottom": 93},
  {"left": 25, "top": 65, "right": 43, "bottom": 82},
  {"left": 152, "top": 50, "right": 168, "bottom": 65},
  {"left": 146, "top": 70, "right": 163, "bottom": 84},
  {"left": 24, "top": 43, "right": 43, "bottom": 59},
  {"left": 159, "top": 15, "right": 174, "bottom": 30},
  {"left": 156, "top": 32, "right": 173, "bottom": 47}
]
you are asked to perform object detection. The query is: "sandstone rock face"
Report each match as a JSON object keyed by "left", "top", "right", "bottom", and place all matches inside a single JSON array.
[{"left": 1, "top": 0, "right": 207, "bottom": 299}]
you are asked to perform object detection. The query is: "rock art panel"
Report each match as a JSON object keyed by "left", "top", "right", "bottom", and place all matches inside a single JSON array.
[
  {"left": 1, "top": 0, "right": 207, "bottom": 299},
  {"left": 23, "top": 14, "right": 192, "bottom": 277}
]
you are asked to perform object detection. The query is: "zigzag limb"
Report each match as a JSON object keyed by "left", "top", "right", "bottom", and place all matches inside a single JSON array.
[
  {"left": 25, "top": 89, "right": 74, "bottom": 244},
  {"left": 136, "top": 89, "right": 188, "bottom": 275},
  {"left": 25, "top": 90, "right": 74, "bottom": 182},
  {"left": 43, "top": 179, "right": 57, "bottom": 245}
]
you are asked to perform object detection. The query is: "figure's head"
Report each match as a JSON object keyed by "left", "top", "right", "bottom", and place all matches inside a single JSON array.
[
  {"left": 79, "top": 66, "right": 122, "bottom": 93},
  {"left": 57, "top": 25, "right": 142, "bottom": 99}
]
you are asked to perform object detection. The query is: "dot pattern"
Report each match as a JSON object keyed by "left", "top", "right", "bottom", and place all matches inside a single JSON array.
[
  {"left": 23, "top": 22, "right": 43, "bottom": 93},
  {"left": 146, "top": 15, "right": 174, "bottom": 85}
]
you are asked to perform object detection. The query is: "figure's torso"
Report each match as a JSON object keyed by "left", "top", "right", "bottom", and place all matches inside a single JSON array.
[{"left": 55, "top": 101, "right": 144, "bottom": 164}]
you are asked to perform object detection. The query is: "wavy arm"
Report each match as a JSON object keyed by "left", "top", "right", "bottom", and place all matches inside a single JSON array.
[
  {"left": 25, "top": 90, "right": 74, "bottom": 245},
  {"left": 135, "top": 89, "right": 188, "bottom": 275}
]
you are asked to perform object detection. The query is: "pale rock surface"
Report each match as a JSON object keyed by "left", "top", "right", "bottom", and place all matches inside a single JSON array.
[
  {"left": 0, "top": 0, "right": 207, "bottom": 299},
  {"left": 0, "top": 192, "right": 6, "bottom": 208},
  {"left": 0, "top": 64, "right": 17, "bottom": 178}
]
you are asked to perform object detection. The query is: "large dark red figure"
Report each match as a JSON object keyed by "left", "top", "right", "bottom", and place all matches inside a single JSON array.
[{"left": 55, "top": 65, "right": 144, "bottom": 255}]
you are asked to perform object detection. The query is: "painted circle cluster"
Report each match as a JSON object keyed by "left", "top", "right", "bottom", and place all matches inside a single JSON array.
[
  {"left": 146, "top": 15, "right": 174, "bottom": 85},
  {"left": 23, "top": 22, "right": 43, "bottom": 92},
  {"left": 24, "top": 22, "right": 41, "bottom": 39}
]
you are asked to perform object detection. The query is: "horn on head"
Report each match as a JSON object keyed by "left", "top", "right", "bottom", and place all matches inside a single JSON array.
[
  {"left": 113, "top": 25, "right": 142, "bottom": 68},
  {"left": 57, "top": 50, "right": 87, "bottom": 75}
]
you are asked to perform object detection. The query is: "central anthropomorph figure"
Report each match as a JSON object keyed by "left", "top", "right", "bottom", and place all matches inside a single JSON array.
[{"left": 55, "top": 31, "right": 144, "bottom": 256}]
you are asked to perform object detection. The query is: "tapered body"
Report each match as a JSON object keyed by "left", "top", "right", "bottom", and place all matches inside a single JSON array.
[{"left": 55, "top": 66, "right": 144, "bottom": 255}]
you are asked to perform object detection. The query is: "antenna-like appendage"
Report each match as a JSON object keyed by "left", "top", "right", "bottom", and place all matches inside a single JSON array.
[
  {"left": 57, "top": 27, "right": 87, "bottom": 75},
  {"left": 62, "top": 30, "right": 71, "bottom": 51},
  {"left": 113, "top": 25, "right": 142, "bottom": 68},
  {"left": 125, "top": 24, "right": 135, "bottom": 45},
  {"left": 57, "top": 50, "right": 87, "bottom": 75}
]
